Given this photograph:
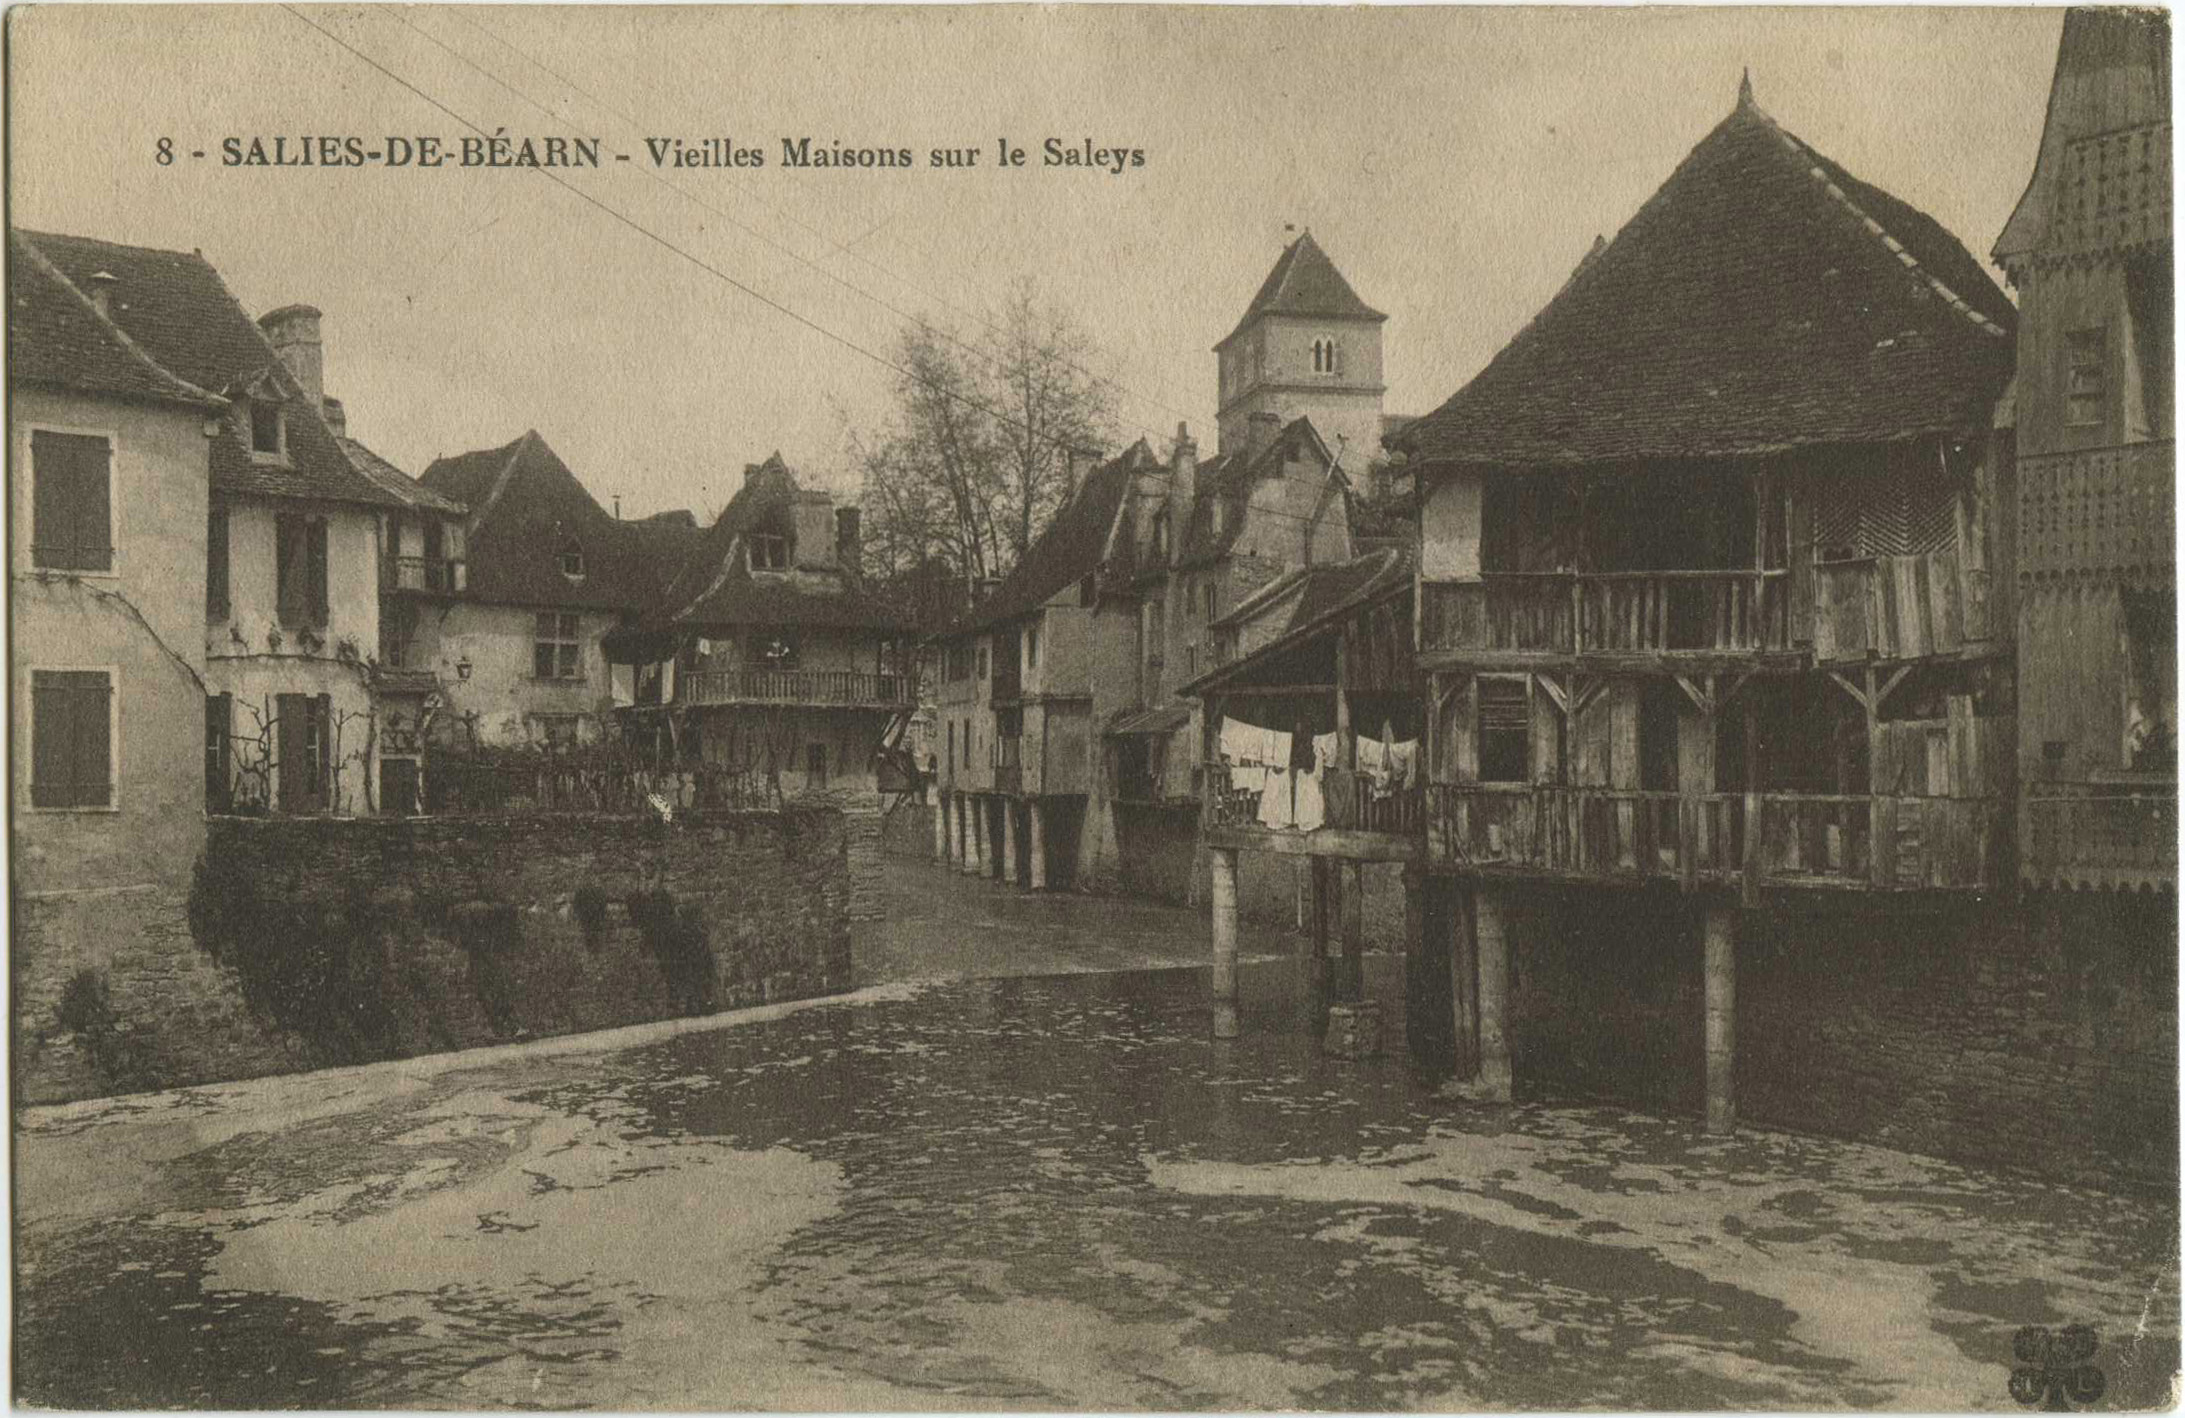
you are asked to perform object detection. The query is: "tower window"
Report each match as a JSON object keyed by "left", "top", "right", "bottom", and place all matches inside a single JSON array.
[{"left": 1311, "top": 337, "right": 1343, "bottom": 377}]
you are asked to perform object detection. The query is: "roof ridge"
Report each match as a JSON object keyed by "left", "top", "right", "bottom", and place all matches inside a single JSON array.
[
  {"left": 15, "top": 227, "right": 210, "bottom": 264},
  {"left": 12, "top": 232, "right": 226, "bottom": 408},
  {"left": 466, "top": 431, "right": 538, "bottom": 532},
  {"left": 1761, "top": 117, "right": 2010, "bottom": 339}
]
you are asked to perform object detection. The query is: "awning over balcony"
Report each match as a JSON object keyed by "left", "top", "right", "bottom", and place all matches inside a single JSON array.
[{"left": 1107, "top": 703, "right": 1191, "bottom": 738}]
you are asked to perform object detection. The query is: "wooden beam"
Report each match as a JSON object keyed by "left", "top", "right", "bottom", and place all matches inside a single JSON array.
[
  {"left": 1872, "top": 664, "right": 1913, "bottom": 712},
  {"left": 1673, "top": 672, "right": 1716, "bottom": 719},
  {"left": 1825, "top": 669, "right": 1870, "bottom": 711},
  {"left": 1534, "top": 670, "right": 1570, "bottom": 715}
]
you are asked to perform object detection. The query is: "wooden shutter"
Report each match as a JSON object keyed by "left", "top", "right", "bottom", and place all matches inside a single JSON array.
[
  {"left": 276, "top": 515, "right": 303, "bottom": 627},
  {"left": 315, "top": 694, "right": 334, "bottom": 806},
  {"left": 207, "top": 501, "right": 230, "bottom": 619},
  {"left": 30, "top": 670, "right": 110, "bottom": 808},
  {"left": 276, "top": 692, "right": 305, "bottom": 811},
  {"left": 30, "top": 431, "right": 112, "bottom": 572},
  {"left": 306, "top": 519, "right": 330, "bottom": 627},
  {"left": 205, "top": 693, "right": 232, "bottom": 811}
]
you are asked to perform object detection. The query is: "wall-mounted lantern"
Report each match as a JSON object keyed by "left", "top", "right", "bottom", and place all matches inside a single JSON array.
[{"left": 455, "top": 655, "right": 473, "bottom": 681}]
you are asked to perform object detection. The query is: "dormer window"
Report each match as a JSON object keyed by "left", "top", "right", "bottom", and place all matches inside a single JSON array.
[
  {"left": 1152, "top": 510, "right": 1169, "bottom": 558},
  {"left": 749, "top": 533, "right": 789, "bottom": 571},
  {"left": 1310, "top": 337, "right": 1343, "bottom": 377},
  {"left": 558, "top": 538, "right": 586, "bottom": 580},
  {"left": 248, "top": 400, "right": 285, "bottom": 459}
]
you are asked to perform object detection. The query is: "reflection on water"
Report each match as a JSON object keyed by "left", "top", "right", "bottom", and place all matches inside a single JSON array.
[{"left": 15, "top": 961, "right": 2180, "bottom": 1411}]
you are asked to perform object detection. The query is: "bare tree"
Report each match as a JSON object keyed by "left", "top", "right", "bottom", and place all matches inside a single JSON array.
[{"left": 849, "top": 280, "right": 1116, "bottom": 606}]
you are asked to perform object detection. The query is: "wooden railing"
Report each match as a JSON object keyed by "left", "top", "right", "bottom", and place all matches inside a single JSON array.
[
  {"left": 383, "top": 555, "right": 466, "bottom": 594},
  {"left": 676, "top": 668, "right": 915, "bottom": 708},
  {"left": 1424, "top": 783, "right": 2003, "bottom": 890},
  {"left": 1205, "top": 764, "right": 1421, "bottom": 839},
  {"left": 2022, "top": 787, "right": 2177, "bottom": 890},
  {"left": 1421, "top": 571, "right": 1789, "bottom": 657}
]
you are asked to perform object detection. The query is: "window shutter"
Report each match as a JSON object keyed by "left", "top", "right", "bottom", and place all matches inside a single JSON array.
[
  {"left": 275, "top": 515, "right": 301, "bottom": 627},
  {"left": 276, "top": 692, "right": 304, "bottom": 811},
  {"left": 206, "top": 693, "right": 232, "bottom": 811},
  {"left": 30, "top": 673, "right": 70, "bottom": 807},
  {"left": 74, "top": 675, "right": 112, "bottom": 808},
  {"left": 207, "top": 501, "right": 230, "bottom": 619},
  {"left": 316, "top": 694, "right": 334, "bottom": 804},
  {"left": 307, "top": 519, "right": 330, "bottom": 627},
  {"left": 31, "top": 431, "right": 112, "bottom": 572}
]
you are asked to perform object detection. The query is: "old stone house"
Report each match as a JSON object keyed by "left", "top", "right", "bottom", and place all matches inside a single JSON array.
[
  {"left": 20, "top": 232, "right": 409, "bottom": 819},
  {"left": 414, "top": 431, "right": 697, "bottom": 750},
  {"left": 601, "top": 453, "right": 919, "bottom": 802}
]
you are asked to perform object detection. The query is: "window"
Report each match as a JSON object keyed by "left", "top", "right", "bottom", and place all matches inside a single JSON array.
[
  {"left": 275, "top": 691, "right": 331, "bottom": 814},
  {"left": 1311, "top": 337, "right": 1343, "bottom": 377},
  {"left": 1152, "top": 510, "right": 1169, "bottom": 559},
  {"left": 530, "top": 713, "right": 581, "bottom": 748},
  {"left": 1025, "top": 623, "right": 1041, "bottom": 672},
  {"left": 1143, "top": 599, "right": 1165, "bottom": 669},
  {"left": 1476, "top": 677, "right": 1529, "bottom": 784},
  {"left": 2067, "top": 327, "right": 2107, "bottom": 428},
  {"left": 248, "top": 401, "right": 285, "bottom": 458},
  {"left": 205, "top": 693, "right": 232, "bottom": 812},
  {"left": 749, "top": 533, "right": 789, "bottom": 571},
  {"left": 1202, "top": 582, "right": 1218, "bottom": 619},
  {"left": 275, "top": 513, "right": 329, "bottom": 629},
  {"left": 947, "top": 720, "right": 956, "bottom": 773},
  {"left": 30, "top": 670, "right": 113, "bottom": 808},
  {"left": 534, "top": 612, "right": 582, "bottom": 679},
  {"left": 976, "top": 645, "right": 988, "bottom": 679},
  {"left": 945, "top": 642, "right": 974, "bottom": 681},
  {"left": 807, "top": 742, "right": 829, "bottom": 788},
  {"left": 2123, "top": 587, "right": 2176, "bottom": 774},
  {"left": 207, "top": 499, "right": 230, "bottom": 619},
  {"left": 558, "top": 538, "right": 585, "bottom": 580},
  {"left": 746, "top": 629, "right": 799, "bottom": 669},
  {"left": 29, "top": 430, "right": 112, "bottom": 572}
]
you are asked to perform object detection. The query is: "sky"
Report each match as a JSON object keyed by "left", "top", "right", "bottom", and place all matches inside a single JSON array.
[{"left": 10, "top": 5, "right": 2064, "bottom": 521}]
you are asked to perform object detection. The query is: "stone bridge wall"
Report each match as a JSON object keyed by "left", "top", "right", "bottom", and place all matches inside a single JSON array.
[{"left": 14, "top": 808, "right": 853, "bottom": 1105}]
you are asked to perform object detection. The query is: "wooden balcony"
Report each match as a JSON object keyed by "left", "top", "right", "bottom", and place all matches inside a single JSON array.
[
  {"left": 2022, "top": 787, "right": 2177, "bottom": 891},
  {"left": 382, "top": 555, "right": 466, "bottom": 595},
  {"left": 675, "top": 668, "right": 915, "bottom": 709},
  {"left": 1205, "top": 764, "right": 1422, "bottom": 860},
  {"left": 1420, "top": 571, "right": 1790, "bottom": 662},
  {"left": 1424, "top": 783, "right": 2004, "bottom": 892},
  {"left": 1811, "top": 549, "right": 1991, "bottom": 663}
]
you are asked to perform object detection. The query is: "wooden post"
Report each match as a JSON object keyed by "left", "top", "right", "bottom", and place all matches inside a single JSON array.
[
  {"left": 1703, "top": 904, "right": 1736, "bottom": 1133},
  {"left": 968, "top": 795, "right": 989, "bottom": 878},
  {"left": 1402, "top": 863, "right": 1427, "bottom": 1067},
  {"left": 933, "top": 792, "right": 949, "bottom": 862},
  {"left": 1865, "top": 663, "right": 1886, "bottom": 889},
  {"left": 1027, "top": 799, "right": 1047, "bottom": 890},
  {"left": 1743, "top": 694, "right": 1762, "bottom": 906},
  {"left": 1475, "top": 888, "right": 1512, "bottom": 1101},
  {"left": 1341, "top": 861, "right": 1366, "bottom": 1002},
  {"left": 1210, "top": 846, "right": 1240, "bottom": 1039},
  {"left": 1000, "top": 799, "right": 1020, "bottom": 886},
  {"left": 1449, "top": 885, "right": 1480, "bottom": 1082}
]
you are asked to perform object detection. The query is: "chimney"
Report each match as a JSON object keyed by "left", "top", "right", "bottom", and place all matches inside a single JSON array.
[
  {"left": 258, "top": 303, "right": 324, "bottom": 404},
  {"left": 1245, "top": 411, "right": 1283, "bottom": 460},
  {"left": 85, "top": 270, "right": 118, "bottom": 320},
  {"left": 320, "top": 396, "right": 347, "bottom": 439},
  {"left": 1167, "top": 422, "right": 1197, "bottom": 568},
  {"left": 836, "top": 505, "right": 862, "bottom": 570}
]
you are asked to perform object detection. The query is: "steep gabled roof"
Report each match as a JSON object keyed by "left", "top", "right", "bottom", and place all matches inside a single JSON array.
[
  {"left": 1218, "top": 230, "right": 1387, "bottom": 348},
  {"left": 1176, "top": 417, "right": 1337, "bottom": 571},
  {"left": 8, "top": 232, "right": 224, "bottom": 411},
  {"left": 420, "top": 431, "right": 672, "bottom": 611},
  {"left": 17, "top": 229, "right": 401, "bottom": 508},
  {"left": 602, "top": 457, "right": 914, "bottom": 657},
  {"left": 952, "top": 442, "right": 1151, "bottom": 634},
  {"left": 1390, "top": 90, "right": 2016, "bottom": 470},
  {"left": 1180, "top": 546, "right": 1413, "bottom": 698},
  {"left": 340, "top": 436, "right": 464, "bottom": 515}
]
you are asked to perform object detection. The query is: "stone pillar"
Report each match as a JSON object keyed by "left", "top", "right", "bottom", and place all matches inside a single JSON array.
[
  {"left": 1210, "top": 845, "right": 1240, "bottom": 1039},
  {"left": 963, "top": 795, "right": 984, "bottom": 877},
  {"left": 1448, "top": 885, "right": 1480, "bottom": 1082},
  {"left": 1704, "top": 904, "right": 1736, "bottom": 1134},
  {"left": 1000, "top": 800, "right": 1020, "bottom": 886},
  {"left": 933, "top": 793, "right": 949, "bottom": 862},
  {"left": 1028, "top": 799, "right": 1047, "bottom": 890},
  {"left": 1475, "top": 889, "right": 1513, "bottom": 1102},
  {"left": 1339, "top": 861, "right": 1366, "bottom": 1003}
]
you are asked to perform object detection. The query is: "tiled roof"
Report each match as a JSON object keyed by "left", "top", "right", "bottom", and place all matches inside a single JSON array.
[
  {"left": 952, "top": 443, "right": 1150, "bottom": 634},
  {"left": 604, "top": 456, "right": 914, "bottom": 656},
  {"left": 420, "top": 431, "right": 675, "bottom": 612},
  {"left": 17, "top": 229, "right": 402, "bottom": 508},
  {"left": 8, "top": 232, "right": 223, "bottom": 410},
  {"left": 340, "top": 437, "right": 464, "bottom": 515},
  {"left": 1218, "top": 230, "right": 1387, "bottom": 348},
  {"left": 1181, "top": 547, "right": 1413, "bottom": 696},
  {"left": 1390, "top": 93, "right": 2016, "bottom": 470}
]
